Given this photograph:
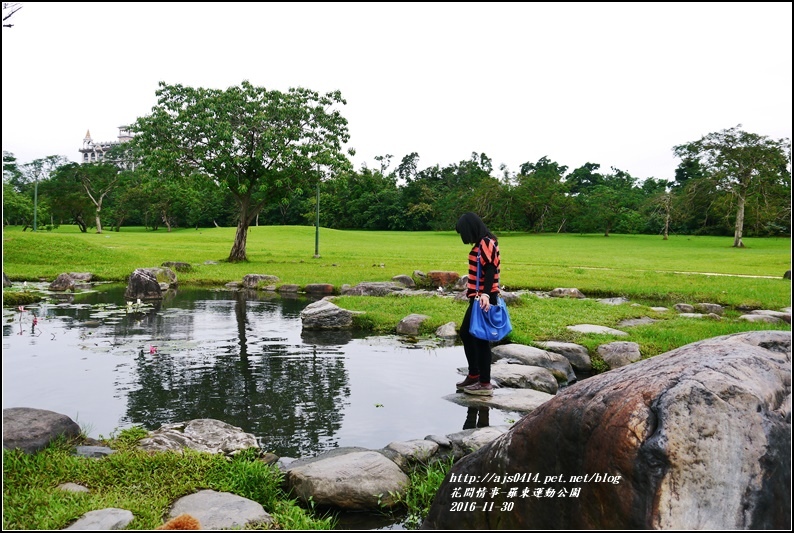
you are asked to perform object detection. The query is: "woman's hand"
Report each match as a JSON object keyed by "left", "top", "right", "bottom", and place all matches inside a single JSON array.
[{"left": 478, "top": 293, "right": 491, "bottom": 311}]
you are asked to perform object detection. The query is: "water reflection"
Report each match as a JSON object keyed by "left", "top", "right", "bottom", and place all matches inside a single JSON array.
[
  {"left": 462, "top": 406, "right": 490, "bottom": 429},
  {"left": 3, "top": 284, "right": 519, "bottom": 458}
]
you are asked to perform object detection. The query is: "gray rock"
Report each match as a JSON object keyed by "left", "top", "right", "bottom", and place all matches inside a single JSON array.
[
  {"left": 285, "top": 450, "right": 409, "bottom": 510},
  {"left": 490, "top": 360, "right": 558, "bottom": 394},
  {"left": 749, "top": 310, "right": 791, "bottom": 324},
  {"left": 341, "top": 281, "right": 404, "bottom": 296},
  {"left": 674, "top": 303, "right": 696, "bottom": 313},
  {"left": 566, "top": 324, "right": 628, "bottom": 336},
  {"left": 549, "top": 287, "right": 586, "bottom": 298},
  {"left": 168, "top": 489, "right": 274, "bottom": 530},
  {"left": 64, "top": 508, "right": 134, "bottom": 530},
  {"left": 384, "top": 439, "right": 440, "bottom": 470},
  {"left": 74, "top": 445, "right": 116, "bottom": 458},
  {"left": 396, "top": 313, "right": 431, "bottom": 335},
  {"left": 695, "top": 302, "right": 724, "bottom": 315},
  {"left": 535, "top": 341, "right": 592, "bottom": 372},
  {"left": 492, "top": 344, "right": 576, "bottom": 385},
  {"left": 617, "top": 317, "right": 658, "bottom": 327},
  {"left": 137, "top": 419, "right": 258, "bottom": 456},
  {"left": 2, "top": 407, "right": 81, "bottom": 454},
  {"left": 242, "top": 274, "right": 279, "bottom": 289},
  {"left": 444, "top": 388, "right": 554, "bottom": 414},
  {"left": 49, "top": 273, "right": 75, "bottom": 292},
  {"left": 57, "top": 482, "right": 90, "bottom": 493},
  {"left": 391, "top": 274, "right": 416, "bottom": 288},
  {"left": 597, "top": 341, "right": 642, "bottom": 369},
  {"left": 598, "top": 297, "right": 630, "bottom": 305},
  {"left": 435, "top": 322, "right": 458, "bottom": 338},
  {"left": 2, "top": 271, "right": 11, "bottom": 287},
  {"left": 739, "top": 314, "right": 784, "bottom": 324},
  {"left": 300, "top": 299, "right": 356, "bottom": 329},
  {"left": 161, "top": 261, "right": 192, "bottom": 272}
]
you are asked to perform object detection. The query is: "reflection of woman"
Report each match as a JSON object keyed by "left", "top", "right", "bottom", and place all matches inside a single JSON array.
[
  {"left": 463, "top": 406, "right": 490, "bottom": 429},
  {"left": 455, "top": 212, "right": 501, "bottom": 396}
]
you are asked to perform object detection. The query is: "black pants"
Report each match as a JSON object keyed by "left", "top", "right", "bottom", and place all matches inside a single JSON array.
[{"left": 460, "top": 299, "right": 491, "bottom": 383}]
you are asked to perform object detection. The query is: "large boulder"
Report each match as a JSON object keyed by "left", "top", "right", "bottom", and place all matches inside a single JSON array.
[
  {"left": 300, "top": 299, "right": 356, "bottom": 329},
  {"left": 124, "top": 267, "right": 177, "bottom": 300},
  {"left": 3, "top": 407, "right": 82, "bottom": 454},
  {"left": 422, "top": 330, "right": 791, "bottom": 530},
  {"left": 284, "top": 449, "right": 409, "bottom": 510}
]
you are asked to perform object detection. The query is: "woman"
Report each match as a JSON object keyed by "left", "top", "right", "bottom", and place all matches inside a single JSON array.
[{"left": 455, "top": 212, "right": 501, "bottom": 396}]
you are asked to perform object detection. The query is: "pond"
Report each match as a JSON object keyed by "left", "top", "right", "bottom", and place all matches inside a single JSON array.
[{"left": 2, "top": 284, "right": 521, "bottom": 458}]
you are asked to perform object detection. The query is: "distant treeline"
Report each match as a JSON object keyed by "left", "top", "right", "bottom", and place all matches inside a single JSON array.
[{"left": 3, "top": 148, "right": 790, "bottom": 238}]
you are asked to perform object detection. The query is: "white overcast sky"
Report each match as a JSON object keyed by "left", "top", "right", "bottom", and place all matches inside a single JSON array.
[{"left": 2, "top": 2, "right": 792, "bottom": 181}]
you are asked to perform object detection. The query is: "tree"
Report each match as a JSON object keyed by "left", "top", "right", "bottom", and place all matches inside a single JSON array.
[
  {"left": 673, "top": 125, "right": 791, "bottom": 247},
  {"left": 21, "top": 155, "right": 68, "bottom": 231},
  {"left": 48, "top": 162, "right": 120, "bottom": 233},
  {"left": 130, "top": 80, "right": 352, "bottom": 262}
]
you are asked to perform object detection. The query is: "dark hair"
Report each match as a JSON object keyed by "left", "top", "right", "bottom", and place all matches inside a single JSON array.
[{"left": 455, "top": 212, "right": 496, "bottom": 244}]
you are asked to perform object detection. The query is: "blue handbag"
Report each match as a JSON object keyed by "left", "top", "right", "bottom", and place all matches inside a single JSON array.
[{"left": 469, "top": 247, "right": 512, "bottom": 342}]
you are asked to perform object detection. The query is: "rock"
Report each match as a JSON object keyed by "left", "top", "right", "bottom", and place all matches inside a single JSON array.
[
  {"left": 383, "top": 439, "right": 440, "bottom": 471},
  {"left": 277, "top": 284, "right": 300, "bottom": 293},
  {"left": 242, "top": 274, "right": 279, "bottom": 290},
  {"left": 64, "top": 508, "right": 134, "bottom": 530},
  {"left": 68, "top": 272, "right": 93, "bottom": 282},
  {"left": 674, "top": 303, "right": 695, "bottom": 313},
  {"left": 3, "top": 271, "right": 11, "bottom": 287},
  {"left": 492, "top": 344, "right": 576, "bottom": 385},
  {"left": 739, "top": 314, "right": 784, "bottom": 324},
  {"left": 535, "top": 341, "right": 592, "bottom": 372},
  {"left": 435, "top": 322, "right": 458, "bottom": 338},
  {"left": 49, "top": 273, "right": 75, "bottom": 291},
  {"left": 303, "top": 283, "right": 335, "bottom": 295},
  {"left": 650, "top": 306, "right": 669, "bottom": 312},
  {"left": 167, "top": 489, "right": 274, "bottom": 530},
  {"left": 392, "top": 275, "right": 416, "bottom": 288},
  {"left": 124, "top": 267, "right": 177, "bottom": 300},
  {"left": 396, "top": 313, "right": 431, "bottom": 335},
  {"left": 74, "top": 445, "right": 116, "bottom": 458},
  {"left": 341, "top": 281, "right": 404, "bottom": 296},
  {"left": 784, "top": 270, "right": 791, "bottom": 280},
  {"left": 427, "top": 271, "right": 461, "bottom": 288},
  {"left": 597, "top": 341, "right": 642, "bottom": 369},
  {"left": 137, "top": 419, "right": 258, "bottom": 456},
  {"left": 549, "top": 288, "right": 586, "bottom": 298},
  {"left": 444, "top": 388, "right": 554, "bottom": 414},
  {"left": 695, "top": 303, "right": 724, "bottom": 315},
  {"left": 748, "top": 310, "right": 791, "bottom": 324},
  {"left": 2, "top": 407, "right": 81, "bottom": 454},
  {"left": 57, "top": 482, "right": 90, "bottom": 493},
  {"left": 422, "top": 330, "right": 791, "bottom": 530},
  {"left": 598, "top": 297, "right": 630, "bottom": 305},
  {"left": 300, "top": 299, "right": 356, "bottom": 329},
  {"left": 161, "top": 261, "right": 192, "bottom": 272},
  {"left": 617, "top": 317, "right": 658, "bottom": 327},
  {"left": 566, "top": 324, "right": 628, "bottom": 337},
  {"left": 284, "top": 449, "right": 409, "bottom": 510},
  {"left": 490, "top": 360, "right": 558, "bottom": 394}
]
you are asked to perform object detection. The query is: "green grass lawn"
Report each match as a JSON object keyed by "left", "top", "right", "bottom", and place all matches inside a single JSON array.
[{"left": 3, "top": 225, "right": 791, "bottom": 308}]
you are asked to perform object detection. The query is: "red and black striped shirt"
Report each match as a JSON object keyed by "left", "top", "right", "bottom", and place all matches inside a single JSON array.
[{"left": 466, "top": 236, "right": 500, "bottom": 298}]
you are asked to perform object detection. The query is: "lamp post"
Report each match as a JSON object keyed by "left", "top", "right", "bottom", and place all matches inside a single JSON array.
[
  {"left": 33, "top": 177, "right": 38, "bottom": 232},
  {"left": 314, "top": 175, "right": 320, "bottom": 258}
]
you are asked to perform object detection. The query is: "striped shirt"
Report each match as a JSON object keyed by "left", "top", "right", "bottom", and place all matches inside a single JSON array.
[{"left": 466, "top": 236, "right": 500, "bottom": 298}]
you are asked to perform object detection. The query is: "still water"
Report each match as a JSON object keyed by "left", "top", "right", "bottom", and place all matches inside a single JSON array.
[{"left": 2, "top": 284, "right": 518, "bottom": 458}]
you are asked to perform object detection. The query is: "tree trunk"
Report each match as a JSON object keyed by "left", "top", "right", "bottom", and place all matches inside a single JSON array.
[
  {"left": 229, "top": 219, "right": 250, "bottom": 262},
  {"left": 95, "top": 207, "right": 103, "bottom": 234},
  {"left": 733, "top": 194, "right": 746, "bottom": 248}
]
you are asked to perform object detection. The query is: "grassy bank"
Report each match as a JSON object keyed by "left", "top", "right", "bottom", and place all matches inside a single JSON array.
[
  {"left": 2, "top": 431, "right": 337, "bottom": 530},
  {"left": 2, "top": 225, "right": 791, "bottom": 308}
]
